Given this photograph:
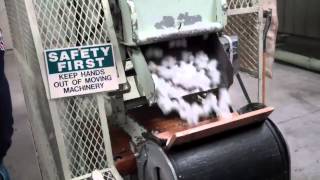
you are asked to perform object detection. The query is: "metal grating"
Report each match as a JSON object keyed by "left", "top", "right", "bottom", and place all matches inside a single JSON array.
[
  {"left": 57, "top": 96, "right": 110, "bottom": 178},
  {"left": 225, "top": 0, "right": 263, "bottom": 100},
  {"left": 227, "top": 0, "right": 257, "bottom": 9},
  {"left": 225, "top": 12, "right": 260, "bottom": 76},
  {"left": 84, "top": 170, "right": 115, "bottom": 180},
  {"left": 32, "top": 0, "right": 110, "bottom": 49},
  {"left": 5, "top": 0, "right": 119, "bottom": 179},
  {"left": 100, "top": 170, "right": 115, "bottom": 180},
  {"left": 31, "top": 0, "right": 116, "bottom": 179}
]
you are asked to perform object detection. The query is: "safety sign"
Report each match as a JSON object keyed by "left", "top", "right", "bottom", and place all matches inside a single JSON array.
[{"left": 44, "top": 44, "right": 119, "bottom": 99}]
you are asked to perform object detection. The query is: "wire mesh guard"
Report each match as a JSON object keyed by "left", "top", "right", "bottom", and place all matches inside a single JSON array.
[
  {"left": 81, "top": 169, "right": 115, "bottom": 180},
  {"left": 31, "top": 0, "right": 115, "bottom": 179},
  {"left": 225, "top": 0, "right": 261, "bottom": 76},
  {"left": 224, "top": 12, "right": 260, "bottom": 76},
  {"left": 227, "top": 0, "right": 257, "bottom": 9},
  {"left": 33, "top": 0, "right": 110, "bottom": 49},
  {"left": 57, "top": 96, "right": 111, "bottom": 178}
]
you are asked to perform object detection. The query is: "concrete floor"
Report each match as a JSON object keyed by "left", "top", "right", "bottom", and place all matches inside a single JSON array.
[
  {"left": 231, "top": 62, "right": 320, "bottom": 180},
  {"left": 3, "top": 50, "right": 320, "bottom": 180}
]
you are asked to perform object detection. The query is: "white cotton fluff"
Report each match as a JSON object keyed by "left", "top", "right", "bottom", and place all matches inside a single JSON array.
[
  {"left": 218, "top": 88, "right": 232, "bottom": 119},
  {"left": 149, "top": 51, "right": 232, "bottom": 124}
]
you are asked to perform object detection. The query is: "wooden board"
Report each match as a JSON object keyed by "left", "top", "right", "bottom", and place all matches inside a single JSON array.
[{"left": 128, "top": 105, "right": 274, "bottom": 149}]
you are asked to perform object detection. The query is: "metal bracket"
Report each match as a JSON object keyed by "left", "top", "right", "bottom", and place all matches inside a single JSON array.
[{"left": 129, "top": 48, "right": 156, "bottom": 104}]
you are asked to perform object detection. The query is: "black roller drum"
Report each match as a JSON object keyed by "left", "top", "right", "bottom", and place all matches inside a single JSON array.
[{"left": 138, "top": 119, "right": 290, "bottom": 180}]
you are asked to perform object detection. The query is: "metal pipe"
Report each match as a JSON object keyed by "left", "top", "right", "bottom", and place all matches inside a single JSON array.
[{"left": 275, "top": 49, "right": 320, "bottom": 72}]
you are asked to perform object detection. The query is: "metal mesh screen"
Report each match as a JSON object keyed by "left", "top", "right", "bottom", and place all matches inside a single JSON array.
[
  {"left": 5, "top": 0, "right": 118, "bottom": 179},
  {"left": 83, "top": 170, "right": 115, "bottom": 180},
  {"left": 101, "top": 172, "right": 115, "bottom": 180},
  {"left": 225, "top": 12, "right": 260, "bottom": 76},
  {"left": 31, "top": 0, "right": 115, "bottom": 179},
  {"left": 57, "top": 96, "right": 110, "bottom": 178},
  {"left": 226, "top": 0, "right": 261, "bottom": 77},
  {"left": 33, "top": 0, "right": 110, "bottom": 49},
  {"left": 228, "top": 0, "right": 257, "bottom": 9}
]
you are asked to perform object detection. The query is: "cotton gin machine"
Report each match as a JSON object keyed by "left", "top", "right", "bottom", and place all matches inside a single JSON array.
[{"left": 105, "top": 0, "right": 290, "bottom": 179}]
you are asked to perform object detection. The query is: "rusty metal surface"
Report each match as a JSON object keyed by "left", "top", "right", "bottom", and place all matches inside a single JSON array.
[
  {"left": 110, "top": 127, "right": 136, "bottom": 175},
  {"left": 128, "top": 105, "right": 215, "bottom": 134}
]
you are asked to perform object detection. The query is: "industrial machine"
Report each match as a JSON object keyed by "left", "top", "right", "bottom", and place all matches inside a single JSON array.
[
  {"left": 4, "top": 0, "right": 290, "bottom": 179},
  {"left": 103, "top": 0, "right": 291, "bottom": 179}
]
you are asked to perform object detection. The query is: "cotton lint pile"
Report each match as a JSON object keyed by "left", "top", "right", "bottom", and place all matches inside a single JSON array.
[{"left": 148, "top": 50, "right": 232, "bottom": 125}]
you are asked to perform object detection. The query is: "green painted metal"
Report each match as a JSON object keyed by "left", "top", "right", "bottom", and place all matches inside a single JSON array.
[
  {"left": 130, "top": 48, "right": 156, "bottom": 104},
  {"left": 117, "top": 0, "right": 228, "bottom": 104},
  {"left": 118, "top": 0, "right": 227, "bottom": 45}
]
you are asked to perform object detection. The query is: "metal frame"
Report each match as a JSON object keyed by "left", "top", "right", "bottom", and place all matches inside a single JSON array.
[
  {"left": 4, "top": 0, "right": 64, "bottom": 178},
  {"left": 226, "top": 0, "right": 264, "bottom": 102},
  {"left": 24, "top": 0, "right": 73, "bottom": 178},
  {"left": 258, "top": 8, "right": 264, "bottom": 103},
  {"left": 101, "top": 0, "right": 126, "bottom": 85},
  {"left": 97, "top": 95, "right": 123, "bottom": 180},
  {"left": 23, "top": 0, "right": 123, "bottom": 179}
]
